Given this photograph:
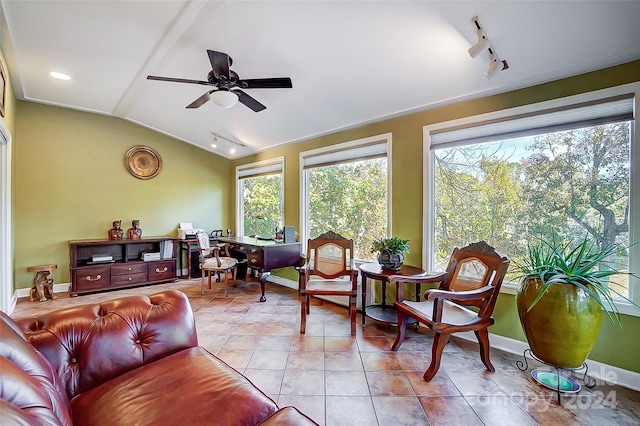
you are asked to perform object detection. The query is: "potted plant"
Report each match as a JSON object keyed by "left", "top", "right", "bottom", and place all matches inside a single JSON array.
[
  {"left": 371, "top": 236, "right": 410, "bottom": 270},
  {"left": 516, "top": 234, "right": 638, "bottom": 368}
]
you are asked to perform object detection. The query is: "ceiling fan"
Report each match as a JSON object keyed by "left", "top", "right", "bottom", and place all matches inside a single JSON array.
[{"left": 147, "top": 50, "right": 292, "bottom": 112}]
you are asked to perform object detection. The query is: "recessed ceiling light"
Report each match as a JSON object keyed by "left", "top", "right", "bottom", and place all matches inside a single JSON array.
[{"left": 50, "top": 71, "right": 71, "bottom": 80}]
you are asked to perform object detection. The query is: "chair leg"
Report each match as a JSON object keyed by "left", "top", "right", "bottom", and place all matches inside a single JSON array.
[
  {"left": 300, "top": 293, "right": 307, "bottom": 334},
  {"left": 475, "top": 328, "right": 495, "bottom": 372},
  {"left": 222, "top": 270, "right": 228, "bottom": 298},
  {"left": 391, "top": 310, "right": 410, "bottom": 351},
  {"left": 200, "top": 271, "right": 205, "bottom": 295},
  {"left": 349, "top": 295, "right": 356, "bottom": 336},
  {"left": 424, "top": 332, "right": 450, "bottom": 382}
]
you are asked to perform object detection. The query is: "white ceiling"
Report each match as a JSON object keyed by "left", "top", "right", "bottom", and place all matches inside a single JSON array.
[{"left": 1, "top": 1, "right": 639, "bottom": 159}]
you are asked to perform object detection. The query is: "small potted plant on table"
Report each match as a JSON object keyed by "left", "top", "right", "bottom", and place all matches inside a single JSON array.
[{"left": 371, "top": 236, "right": 410, "bottom": 271}]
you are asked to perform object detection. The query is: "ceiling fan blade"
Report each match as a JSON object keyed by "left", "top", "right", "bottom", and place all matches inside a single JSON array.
[
  {"left": 147, "top": 75, "right": 214, "bottom": 86},
  {"left": 186, "top": 91, "right": 214, "bottom": 109},
  {"left": 233, "top": 89, "right": 266, "bottom": 112},
  {"left": 241, "top": 78, "right": 293, "bottom": 89},
  {"left": 207, "top": 50, "right": 230, "bottom": 80}
]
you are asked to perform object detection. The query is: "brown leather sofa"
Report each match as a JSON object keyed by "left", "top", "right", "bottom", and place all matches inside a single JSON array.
[{"left": 0, "top": 290, "right": 317, "bottom": 425}]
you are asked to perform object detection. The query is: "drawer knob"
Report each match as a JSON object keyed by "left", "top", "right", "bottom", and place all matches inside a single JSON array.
[
  {"left": 250, "top": 259, "right": 257, "bottom": 264},
  {"left": 250, "top": 248, "right": 257, "bottom": 253},
  {"left": 128, "top": 277, "right": 132, "bottom": 281},
  {"left": 85, "top": 274, "right": 102, "bottom": 281},
  {"left": 156, "top": 267, "right": 168, "bottom": 273}
]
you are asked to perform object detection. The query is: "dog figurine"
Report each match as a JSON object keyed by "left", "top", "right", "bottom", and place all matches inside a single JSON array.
[{"left": 29, "top": 271, "right": 57, "bottom": 302}]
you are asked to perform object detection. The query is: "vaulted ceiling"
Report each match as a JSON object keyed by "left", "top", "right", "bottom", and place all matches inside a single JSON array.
[{"left": 2, "top": 1, "right": 639, "bottom": 158}]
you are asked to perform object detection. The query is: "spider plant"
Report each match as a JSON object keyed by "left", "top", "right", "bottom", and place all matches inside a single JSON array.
[{"left": 517, "top": 233, "right": 639, "bottom": 326}]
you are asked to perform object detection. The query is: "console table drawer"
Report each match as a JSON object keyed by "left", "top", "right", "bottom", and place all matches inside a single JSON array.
[
  {"left": 148, "top": 260, "right": 175, "bottom": 281},
  {"left": 111, "top": 263, "right": 147, "bottom": 276},
  {"left": 111, "top": 272, "right": 148, "bottom": 286},
  {"left": 73, "top": 266, "right": 110, "bottom": 291}
]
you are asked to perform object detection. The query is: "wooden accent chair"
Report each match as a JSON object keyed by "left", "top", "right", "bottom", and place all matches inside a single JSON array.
[
  {"left": 391, "top": 241, "right": 510, "bottom": 381},
  {"left": 299, "top": 231, "right": 358, "bottom": 335},
  {"left": 196, "top": 231, "right": 238, "bottom": 297}
]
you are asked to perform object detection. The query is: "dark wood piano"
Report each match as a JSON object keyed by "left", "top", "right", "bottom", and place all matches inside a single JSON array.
[{"left": 217, "top": 236, "right": 302, "bottom": 302}]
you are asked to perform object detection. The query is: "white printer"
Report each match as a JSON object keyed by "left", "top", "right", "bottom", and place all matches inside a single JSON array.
[{"left": 177, "top": 222, "right": 205, "bottom": 239}]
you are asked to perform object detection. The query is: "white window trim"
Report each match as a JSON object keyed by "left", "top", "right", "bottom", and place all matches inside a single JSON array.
[
  {"left": 0, "top": 117, "right": 12, "bottom": 313},
  {"left": 235, "top": 157, "right": 285, "bottom": 237},
  {"left": 423, "top": 83, "right": 640, "bottom": 317},
  {"left": 299, "top": 133, "right": 392, "bottom": 257}
]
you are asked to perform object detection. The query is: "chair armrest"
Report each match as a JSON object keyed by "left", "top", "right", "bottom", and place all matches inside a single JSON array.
[
  {"left": 426, "top": 285, "right": 494, "bottom": 303},
  {"left": 389, "top": 272, "right": 448, "bottom": 302}
]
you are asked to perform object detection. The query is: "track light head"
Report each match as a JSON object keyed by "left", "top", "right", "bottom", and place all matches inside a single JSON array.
[
  {"left": 468, "top": 29, "right": 491, "bottom": 58},
  {"left": 483, "top": 54, "right": 509, "bottom": 79}
]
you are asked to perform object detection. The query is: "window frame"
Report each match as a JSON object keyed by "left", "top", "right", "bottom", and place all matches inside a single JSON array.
[
  {"left": 235, "top": 157, "right": 285, "bottom": 238},
  {"left": 423, "top": 83, "right": 639, "bottom": 317},
  {"left": 299, "top": 133, "right": 392, "bottom": 258}
]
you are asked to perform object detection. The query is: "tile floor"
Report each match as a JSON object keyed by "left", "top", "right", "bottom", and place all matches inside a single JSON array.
[{"left": 11, "top": 278, "right": 640, "bottom": 426}]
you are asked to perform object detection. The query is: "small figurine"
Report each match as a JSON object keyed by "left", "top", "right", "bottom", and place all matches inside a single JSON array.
[
  {"left": 108, "top": 220, "right": 124, "bottom": 240},
  {"left": 30, "top": 271, "right": 56, "bottom": 302},
  {"left": 127, "top": 219, "right": 142, "bottom": 239}
]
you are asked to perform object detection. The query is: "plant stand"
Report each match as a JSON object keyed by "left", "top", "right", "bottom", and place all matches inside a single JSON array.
[{"left": 516, "top": 349, "right": 596, "bottom": 405}]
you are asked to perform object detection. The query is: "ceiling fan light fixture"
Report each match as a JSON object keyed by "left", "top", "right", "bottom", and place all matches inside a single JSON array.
[{"left": 210, "top": 90, "right": 238, "bottom": 109}]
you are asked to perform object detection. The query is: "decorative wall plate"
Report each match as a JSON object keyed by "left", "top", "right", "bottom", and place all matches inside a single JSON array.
[{"left": 125, "top": 146, "right": 162, "bottom": 179}]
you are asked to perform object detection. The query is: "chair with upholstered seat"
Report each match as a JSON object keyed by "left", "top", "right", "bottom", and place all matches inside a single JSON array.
[
  {"left": 196, "top": 231, "right": 238, "bottom": 297},
  {"left": 390, "top": 241, "right": 509, "bottom": 381},
  {"left": 299, "top": 230, "right": 358, "bottom": 335}
]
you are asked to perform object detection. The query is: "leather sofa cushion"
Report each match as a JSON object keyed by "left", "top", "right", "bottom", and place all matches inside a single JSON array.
[
  {"left": 0, "top": 310, "right": 72, "bottom": 426},
  {"left": 70, "top": 347, "right": 278, "bottom": 426},
  {"left": 15, "top": 290, "right": 198, "bottom": 400}
]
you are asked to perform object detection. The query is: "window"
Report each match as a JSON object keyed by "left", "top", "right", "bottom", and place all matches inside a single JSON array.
[
  {"left": 300, "top": 134, "right": 391, "bottom": 260},
  {"left": 424, "top": 85, "right": 639, "bottom": 313},
  {"left": 236, "top": 158, "right": 284, "bottom": 238}
]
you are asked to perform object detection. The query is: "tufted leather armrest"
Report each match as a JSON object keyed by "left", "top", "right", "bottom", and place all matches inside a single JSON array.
[{"left": 14, "top": 290, "right": 198, "bottom": 400}]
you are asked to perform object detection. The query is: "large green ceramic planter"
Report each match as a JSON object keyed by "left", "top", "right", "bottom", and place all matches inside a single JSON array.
[{"left": 516, "top": 278, "right": 603, "bottom": 368}]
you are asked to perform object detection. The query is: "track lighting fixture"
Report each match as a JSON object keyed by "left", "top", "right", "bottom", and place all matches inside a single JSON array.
[
  {"left": 468, "top": 16, "right": 508, "bottom": 79},
  {"left": 210, "top": 131, "right": 245, "bottom": 154}
]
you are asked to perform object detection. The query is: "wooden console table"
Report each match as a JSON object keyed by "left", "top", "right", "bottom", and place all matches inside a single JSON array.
[
  {"left": 69, "top": 237, "right": 177, "bottom": 296},
  {"left": 217, "top": 236, "right": 302, "bottom": 302}
]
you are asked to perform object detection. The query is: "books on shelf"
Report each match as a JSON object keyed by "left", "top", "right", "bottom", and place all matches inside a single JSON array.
[
  {"left": 160, "top": 240, "right": 174, "bottom": 259},
  {"left": 92, "top": 254, "right": 113, "bottom": 262}
]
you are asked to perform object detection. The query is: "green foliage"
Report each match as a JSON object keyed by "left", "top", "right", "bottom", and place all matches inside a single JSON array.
[
  {"left": 515, "top": 233, "right": 639, "bottom": 326},
  {"left": 243, "top": 174, "right": 282, "bottom": 237},
  {"left": 434, "top": 122, "right": 632, "bottom": 297},
  {"left": 308, "top": 158, "right": 387, "bottom": 260},
  {"left": 370, "top": 236, "right": 410, "bottom": 255}
]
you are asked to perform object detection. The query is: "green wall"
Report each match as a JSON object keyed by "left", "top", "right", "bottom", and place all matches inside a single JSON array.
[
  {"left": 13, "top": 101, "right": 232, "bottom": 289},
  {"left": 231, "top": 60, "right": 640, "bottom": 373}
]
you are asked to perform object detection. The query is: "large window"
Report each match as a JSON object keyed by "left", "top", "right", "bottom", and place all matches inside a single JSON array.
[
  {"left": 424, "top": 85, "right": 639, "bottom": 312},
  {"left": 300, "top": 134, "right": 391, "bottom": 260},
  {"left": 236, "top": 158, "right": 284, "bottom": 238}
]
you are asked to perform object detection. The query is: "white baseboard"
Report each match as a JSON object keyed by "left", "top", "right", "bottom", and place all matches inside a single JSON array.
[
  {"left": 14, "top": 282, "right": 70, "bottom": 299},
  {"left": 455, "top": 330, "right": 640, "bottom": 392}
]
